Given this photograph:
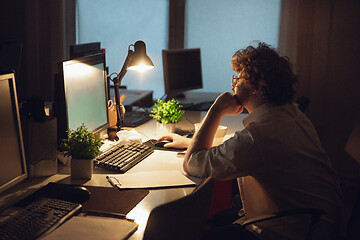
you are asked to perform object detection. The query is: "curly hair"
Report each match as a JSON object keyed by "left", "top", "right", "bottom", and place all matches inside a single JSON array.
[{"left": 231, "top": 42, "right": 297, "bottom": 105}]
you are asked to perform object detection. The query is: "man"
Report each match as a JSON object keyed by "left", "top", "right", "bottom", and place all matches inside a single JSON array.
[{"left": 159, "top": 42, "right": 342, "bottom": 239}]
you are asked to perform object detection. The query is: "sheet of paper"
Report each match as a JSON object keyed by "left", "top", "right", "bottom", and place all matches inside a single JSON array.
[
  {"left": 107, "top": 170, "right": 196, "bottom": 189},
  {"left": 43, "top": 215, "right": 138, "bottom": 240}
]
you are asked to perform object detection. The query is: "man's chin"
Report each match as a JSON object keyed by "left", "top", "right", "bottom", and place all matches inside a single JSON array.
[{"left": 233, "top": 94, "right": 243, "bottom": 105}]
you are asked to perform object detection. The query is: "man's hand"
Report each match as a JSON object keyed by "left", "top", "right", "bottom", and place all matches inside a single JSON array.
[
  {"left": 182, "top": 92, "right": 242, "bottom": 174},
  {"left": 211, "top": 92, "right": 243, "bottom": 117},
  {"left": 158, "top": 134, "right": 191, "bottom": 149}
]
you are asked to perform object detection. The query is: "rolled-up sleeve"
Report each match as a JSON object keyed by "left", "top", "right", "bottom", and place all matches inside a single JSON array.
[{"left": 185, "top": 126, "right": 261, "bottom": 180}]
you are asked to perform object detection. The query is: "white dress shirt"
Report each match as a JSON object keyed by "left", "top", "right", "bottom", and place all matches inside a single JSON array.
[{"left": 186, "top": 103, "right": 342, "bottom": 239}]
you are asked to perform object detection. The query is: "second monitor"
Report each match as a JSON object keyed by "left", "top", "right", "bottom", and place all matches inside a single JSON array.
[
  {"left": 162, "top": 48, "right": 203, "bottom": 100},
  {"left": 56, "top": 53, "right": 109, "bottom": 142}
]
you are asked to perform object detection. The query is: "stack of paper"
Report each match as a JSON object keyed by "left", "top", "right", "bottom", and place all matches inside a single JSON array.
[{"left": 107, "top": 171, "right": 196, "bottom": 189}]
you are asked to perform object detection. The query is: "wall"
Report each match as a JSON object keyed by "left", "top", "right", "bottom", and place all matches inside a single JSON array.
[
  {"left": 0, "top": 0, "right": 75, "bottom": 102},
  {"left": 0, "top": 0, "right": 27, "bottom": 100},
  {"left": 279, "top": 0, "right": 360, "bottom": 183},
  {"left": 323, "top": 0, "right": 360, "bottom": 182}
]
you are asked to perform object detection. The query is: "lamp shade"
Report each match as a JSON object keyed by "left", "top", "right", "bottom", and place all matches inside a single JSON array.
[{"left": 128, "top": 41, "right": 154, "bottom": 72}]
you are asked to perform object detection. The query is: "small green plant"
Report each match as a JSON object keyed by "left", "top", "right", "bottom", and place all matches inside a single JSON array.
[
  {"left": 61, "top": 124, "right": 103, "bottom": 159},
  {"left": 150, "top": 99, "right": 185, "bottom": 124}
]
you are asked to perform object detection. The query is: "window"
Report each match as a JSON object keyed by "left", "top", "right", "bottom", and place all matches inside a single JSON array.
[
  {"left": 185, "top": 0, "right": 281, "bottom": 93},
  {"left": 76, "top": 0, "right": 281, "bottom": 98},
  {"left": 76, "top": 0, "right": 168, "bottom": 99}
]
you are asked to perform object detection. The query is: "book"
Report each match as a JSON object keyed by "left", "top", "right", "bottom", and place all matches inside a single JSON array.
[{"left": 107, "top": 171, "right": 196, "bottom": 189}]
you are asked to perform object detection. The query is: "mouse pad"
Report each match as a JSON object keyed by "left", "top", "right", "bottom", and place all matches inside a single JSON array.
[
  {"left": 82, "top": 186, "right": 149, "bottom": 215},
  {"left": 143, "top": 139, "right": 186, "bottom": 152}
]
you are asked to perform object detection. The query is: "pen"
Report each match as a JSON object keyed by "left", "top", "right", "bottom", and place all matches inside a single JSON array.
[
  {"left": 83, "top": 210, "right": 135, "bottom": 222},
  {"left": 106, "top": 176, "right": 122, "bottom": 190},
  {"left": 106, "top": 176, "right": 116, "bottom": 187}
]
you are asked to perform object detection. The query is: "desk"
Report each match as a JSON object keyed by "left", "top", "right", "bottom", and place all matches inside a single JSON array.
[{"left": 0, "top": 110, "right": 248, "bottom": 239}]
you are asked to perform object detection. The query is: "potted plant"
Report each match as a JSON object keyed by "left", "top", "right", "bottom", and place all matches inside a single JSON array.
[
  {"left": 150, "top": 99, "right": 185, "bottom": 137},
  {"left": 61, "top": 124, "right": 103, "bottom": 179}
]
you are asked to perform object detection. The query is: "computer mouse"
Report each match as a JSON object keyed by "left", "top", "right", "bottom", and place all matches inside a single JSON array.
[
  {"left": 62, "top": 186, "right": 91, "bottom": 204},
  {"left": 154, "top": 139, "right": 173, "bottom": 148}
]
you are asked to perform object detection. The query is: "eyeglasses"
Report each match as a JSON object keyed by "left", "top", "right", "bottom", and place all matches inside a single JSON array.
[{"left": 232, "top": 75, "right": 241, "bottom": 87}]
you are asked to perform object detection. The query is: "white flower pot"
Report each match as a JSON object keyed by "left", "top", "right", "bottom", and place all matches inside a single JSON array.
[
  {"left": 71, "top": 158, "right": 93, "bottom": 179},
  {"left": 156, "top": 122, "right": 176, "bottom": 137}
]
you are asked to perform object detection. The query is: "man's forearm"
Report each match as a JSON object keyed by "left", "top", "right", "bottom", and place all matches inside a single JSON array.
[{"left": 183, "top": 108, "right": 223, "bottom": 173}]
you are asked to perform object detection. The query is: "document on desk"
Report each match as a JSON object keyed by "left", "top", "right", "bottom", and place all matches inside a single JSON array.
[
  {"left": 42, "top": 215, "right": 138, "bottom": 240},
  {"left": 107, "top": 170, "right": 196, "bottom": 189}
]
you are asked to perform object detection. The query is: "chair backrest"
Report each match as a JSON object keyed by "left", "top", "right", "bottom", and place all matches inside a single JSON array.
[
  {"left": 242, "top": 208, "right": 324, "bottom": 240},
  {"left": 347, "top": 189, "right": 360, "bottom": 240},
  {"left": 143, "top": 178, "right": 215, "bottom": 240}
]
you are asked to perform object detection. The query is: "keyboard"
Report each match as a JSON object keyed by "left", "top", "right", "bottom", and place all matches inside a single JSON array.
[
  {"left": 95, "top": 142, "right": 154, "bottom": 173},
  {"left": 0, "top": 197, "right": 82, "bottom": 240},
  {"left": 123, "top": 111, "right": 152, "bottom": 127}
]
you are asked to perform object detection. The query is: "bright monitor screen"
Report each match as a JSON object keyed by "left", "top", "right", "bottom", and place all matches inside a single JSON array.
[
  {"left": 0, "top": 73, "right": 27, "bottom": 194},
  {"left": 57, "top": 53, "right": 109, "bottom": 141},
  {"left": 162, "top": 48, "right": 203, "bottom": 98}
]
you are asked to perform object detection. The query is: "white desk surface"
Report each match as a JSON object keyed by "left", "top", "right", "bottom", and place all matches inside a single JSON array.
[{"left": 0, "top": 110, "right": 248, "bottom": 240}]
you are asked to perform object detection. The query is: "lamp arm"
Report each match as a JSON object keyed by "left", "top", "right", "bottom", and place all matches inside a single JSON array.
[
  {"left": 110, "top": 49, "right": 134, "bottom": 130},
  {"left": 113, "top": 49, "right": 134, "bottom": 86}
]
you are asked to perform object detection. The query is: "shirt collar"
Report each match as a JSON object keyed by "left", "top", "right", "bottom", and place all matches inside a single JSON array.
[{"left": 243, "top": 103, "right": 273, "bottom": 127}]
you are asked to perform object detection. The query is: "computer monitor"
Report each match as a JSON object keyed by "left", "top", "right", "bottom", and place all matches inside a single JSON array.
[
  {"left": 162, "top": 48, "right": 203, "bottom": 99},
  {"left": 0, "top": 73, "right": 27, "bottom": 194},
  {"left": 69, "top": 42, "right": 101, "bottom": 59},
  {"left": 56, "top": 53, "right": 109, "bottom": 142}
]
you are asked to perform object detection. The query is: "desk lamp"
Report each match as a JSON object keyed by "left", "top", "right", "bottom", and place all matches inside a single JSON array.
[{"left": 110, "top": 40, "right": 154, "bottom": 130}]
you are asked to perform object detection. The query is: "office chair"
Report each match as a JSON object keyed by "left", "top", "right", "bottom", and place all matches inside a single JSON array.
[
  {"left": 343, "top": 188, "right": 360, "bottom": 240},
  {"left": 341, "top": 121, "right": 360, "bottom": 239},
  {"left": 143, "top": 178, "right": 215, "bottom": 240},
  {"left": 241, "top": 208, "right": 325, "bottom": 240}
]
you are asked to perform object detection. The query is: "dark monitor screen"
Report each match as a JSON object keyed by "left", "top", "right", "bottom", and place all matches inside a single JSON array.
[
  {"left": 162, "top": 48, "right": 203, "bottom": 98},
  {"left": 56, "top": 53, "right": 109, "bottom": 141},
  {"left": 0, "top": 73, "right": 27, "bottom": 194}
]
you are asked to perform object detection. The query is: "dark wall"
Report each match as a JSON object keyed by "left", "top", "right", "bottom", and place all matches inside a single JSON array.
[
  {"left": 321, "top": 0, "right": 360, "bottom": 183},
  {"left": 279, "top": 0, "right": 360, "bottom": 183},
  {"left": 0, "top": 0, "right": 75, "bottom": 102},
  {"left": 0, "top": 0, "right": 27, "bottom": 101}
]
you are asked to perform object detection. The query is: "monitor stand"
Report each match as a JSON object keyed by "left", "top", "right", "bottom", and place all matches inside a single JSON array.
[
  {"left": 165, "top": 92, "right": 186, "bottom": 101},
  {"left": 166, "top": 91, "right": 222, "bottom": 110},
  {"left": 175, "top": 92, "right": 186, "bottom": 99},
  {"left": 166, "top": 92, "right": 194, "bottom": 108}
]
